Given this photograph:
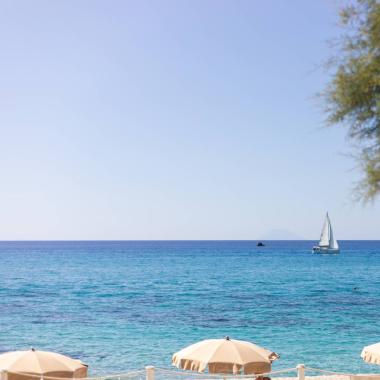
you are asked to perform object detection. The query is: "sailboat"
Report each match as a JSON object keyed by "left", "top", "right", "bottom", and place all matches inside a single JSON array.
[{"left": 312, "top": 212, "right": 340, "bottom": 254}]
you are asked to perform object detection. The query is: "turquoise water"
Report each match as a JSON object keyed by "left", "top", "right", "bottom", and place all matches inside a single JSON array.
[{"left": 0, "top": 241, "right": 380, "bottom": 375}]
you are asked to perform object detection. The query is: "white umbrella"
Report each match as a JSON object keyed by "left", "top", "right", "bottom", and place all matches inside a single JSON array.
[
  {"left": 0, "top": 349, "right": 88, "bottom": 380},
  {"left": 172, "top": 337, "right": 279, "bottom": 375},
  {"left": 362, "top": 343, "right": 380, "bottom": 365}
]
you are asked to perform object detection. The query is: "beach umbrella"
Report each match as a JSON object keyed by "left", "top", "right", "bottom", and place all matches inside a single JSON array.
[
  {"left": 362, "top": 343, "right": 380, "bottom": 365},
  {"left": 172, "top": 336, "right": 279, "bottom": 375},
  {"left": 0, "top": 348, "right": 88, "bottom": 380}
]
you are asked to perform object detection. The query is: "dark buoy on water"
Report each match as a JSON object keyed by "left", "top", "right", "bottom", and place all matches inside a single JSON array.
[{"left": 257, "top": 242, "right": 265, "bottom": 247}]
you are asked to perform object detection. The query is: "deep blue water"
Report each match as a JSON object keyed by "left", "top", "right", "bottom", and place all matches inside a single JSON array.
[{"left": 0, "top": 240, "right": 380, "bottom": 375}]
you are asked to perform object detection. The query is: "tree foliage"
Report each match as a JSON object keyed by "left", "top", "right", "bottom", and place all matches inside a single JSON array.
[{"left": 325, "top": 0, "right": 380, "bottom": 200}]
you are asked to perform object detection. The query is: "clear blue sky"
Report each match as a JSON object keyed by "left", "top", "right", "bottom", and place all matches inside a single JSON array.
[{"left": 0, "top": 0, "right": 378, "bottom": 240}]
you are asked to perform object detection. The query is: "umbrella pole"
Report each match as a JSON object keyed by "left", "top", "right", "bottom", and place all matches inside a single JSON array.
[
  {"left": 145, "top": 366, "right": 155, "bottom": 380},
  {"left": 297, "top": 364, "right": 305, "bottom": 380}
]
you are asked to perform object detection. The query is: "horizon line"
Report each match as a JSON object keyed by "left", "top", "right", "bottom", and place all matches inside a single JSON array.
[{"left": 0, "top": 239, "right": 379, "bottom": 242}]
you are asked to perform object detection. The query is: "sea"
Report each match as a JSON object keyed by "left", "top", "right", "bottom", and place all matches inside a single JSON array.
[{"left": 0, "top": 240, "right": 380, "bottom": 375}]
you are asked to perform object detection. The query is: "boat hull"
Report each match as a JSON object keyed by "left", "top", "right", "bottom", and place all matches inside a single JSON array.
[{"left": 312, "top": 246, "right": 340, "bottom": 254}]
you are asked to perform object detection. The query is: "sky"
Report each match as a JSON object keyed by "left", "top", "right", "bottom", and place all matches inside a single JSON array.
[{"left": 0, "top": 0, "right": 379, "bottom": 240}]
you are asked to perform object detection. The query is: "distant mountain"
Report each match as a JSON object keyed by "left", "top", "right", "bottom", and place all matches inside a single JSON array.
[{"left": 259, "top": 229, "right": 304, "bottom": 240}]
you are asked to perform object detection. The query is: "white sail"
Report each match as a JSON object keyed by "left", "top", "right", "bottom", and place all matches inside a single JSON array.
[
  {"left": 329, "top": 219, "right": 339, "bottom": 249},
  {"left": 319, "top": 214, "right": 330, "bottom": 247},
  {"left": 313, "top": 212, "right": 340, "bottom": 253}
]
